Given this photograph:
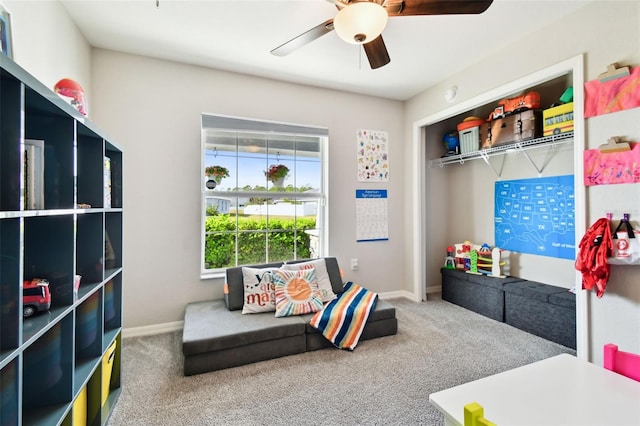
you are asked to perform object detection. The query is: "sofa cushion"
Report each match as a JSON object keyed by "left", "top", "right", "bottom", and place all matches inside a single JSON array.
[
  {"left": 368, "top": 299, "right": 396, "bottom": 322},
  {"left": 282, "top": 258, "right": 337, "bottom": 302},
  {"left": 240, "top": 266, "right": 278, "bottom": 314},
  {"left": 184, "top": 335, "right": 306, "bottom": 375},
  {"left": 182, "top": 300, "right": 305, "bottom": 356},
  {"left": 306, "top": 317, "right": 398, "bottom": 351},
  {"left": 273, "top": 268, "right": 324, "bottom": 317},
  {"left": 225, "top": 261, "right": 283, "bottom": 311}
]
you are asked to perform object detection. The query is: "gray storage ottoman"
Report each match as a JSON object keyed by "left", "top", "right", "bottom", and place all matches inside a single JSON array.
[
  {"left": 182, "top": 300, "right": 306, "bottom": 375},
  {"left": 503, "top": 281, "right": 576, "bottom": 349},
  {"left": 441, "top": 268, "right": 525, "bottom": 321},
  {"left": 303, "top": 299, "right": 398, "bottom": 351}
]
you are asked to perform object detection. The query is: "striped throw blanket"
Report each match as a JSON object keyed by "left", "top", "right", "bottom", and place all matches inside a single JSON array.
[{"left": 309, "top": 281, "right": 378, "bottom": 350}]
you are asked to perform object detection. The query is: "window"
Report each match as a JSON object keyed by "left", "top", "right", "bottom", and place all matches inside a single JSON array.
[{"left": 201, "top": 114, "right": 327, "bottom": 277}]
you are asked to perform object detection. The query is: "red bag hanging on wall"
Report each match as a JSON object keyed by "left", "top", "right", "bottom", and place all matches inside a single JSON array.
[{"left": 575, "top": 217, "right": 613, "bottom": 298}]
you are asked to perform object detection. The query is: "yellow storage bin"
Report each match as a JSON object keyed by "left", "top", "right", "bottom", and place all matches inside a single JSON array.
[
  {"left": 73, "top": 386, "right": 87, "bottom": 426},
  {"left": 102, "top": 340, "right": 117, "bottom": 407}
]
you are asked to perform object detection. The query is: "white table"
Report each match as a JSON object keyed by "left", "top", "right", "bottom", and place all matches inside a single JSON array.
[{"left": 429, "top": 354, "right": 640, "bottom": 426}]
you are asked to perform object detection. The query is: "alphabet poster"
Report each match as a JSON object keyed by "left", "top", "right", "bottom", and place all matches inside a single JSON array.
[{"left": 357, "top": 129, "right": 389, "bottom": 182}]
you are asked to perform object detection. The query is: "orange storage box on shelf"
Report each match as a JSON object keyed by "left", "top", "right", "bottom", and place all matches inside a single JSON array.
[
  {"left": 487, "top": 91, "right": 541, "bottom": 120},
  {"left": 457, "top": 117, "right": 486, "bottom": 154}
]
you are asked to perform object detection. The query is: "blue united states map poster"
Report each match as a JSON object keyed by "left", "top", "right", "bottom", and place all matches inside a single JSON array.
[{"left": 494, "top": 175, "right": 575, "bottom": 259}]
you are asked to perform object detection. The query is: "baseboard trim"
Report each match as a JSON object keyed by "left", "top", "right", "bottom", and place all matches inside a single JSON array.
[
  {"left": 426, "top": 285, "right": 442, "bottom": 295},
  {"left": 379, "top": 290, "right": 419, "bottom": 302},
  {"left": 123, "top": 320, "right": 183, "bottom": 338}
]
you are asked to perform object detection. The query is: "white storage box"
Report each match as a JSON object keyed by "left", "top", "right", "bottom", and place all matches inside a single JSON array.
[{"left": 459, "top": 126, "right": 480, "bottom": 154}]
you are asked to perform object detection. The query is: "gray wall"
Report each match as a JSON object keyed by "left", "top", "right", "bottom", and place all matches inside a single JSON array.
[{"left": 89, "top": 50, "right": 405, "bottom": 329}]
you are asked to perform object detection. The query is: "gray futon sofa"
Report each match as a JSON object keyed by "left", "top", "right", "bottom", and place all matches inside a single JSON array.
[{"left": 182, "top": 257, "right": 398, "bottom": 375}]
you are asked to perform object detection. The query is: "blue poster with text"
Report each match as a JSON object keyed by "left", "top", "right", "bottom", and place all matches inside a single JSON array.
[{"left": 494, "top": 175, "right": 575, "bottom": 260}]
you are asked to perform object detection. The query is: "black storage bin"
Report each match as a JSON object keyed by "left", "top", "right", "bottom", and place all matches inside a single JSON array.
[
  {"left": 504, "top": 281, "right": 576, "bottom": 349},
  {"left": 441, "top": 268, "right": 525, "bottom": 321}
]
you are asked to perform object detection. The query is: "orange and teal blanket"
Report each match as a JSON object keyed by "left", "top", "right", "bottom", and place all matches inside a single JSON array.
[{"left": 309, "top": 282, "right": 378, "bottom": 350}]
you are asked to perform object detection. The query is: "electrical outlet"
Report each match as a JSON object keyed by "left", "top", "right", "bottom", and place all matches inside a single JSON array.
[{"left": 350, "top": 258, "right": 359, "bottom": 271}]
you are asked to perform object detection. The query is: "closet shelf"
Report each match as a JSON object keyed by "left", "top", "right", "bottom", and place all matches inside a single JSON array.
[{"left": 429, "top": 132, "right": 574, "bottom": 176}]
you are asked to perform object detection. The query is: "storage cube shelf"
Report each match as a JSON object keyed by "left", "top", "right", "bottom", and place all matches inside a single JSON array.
[{"left": 0, "top": 56, "right": 123, "bottom": 425}]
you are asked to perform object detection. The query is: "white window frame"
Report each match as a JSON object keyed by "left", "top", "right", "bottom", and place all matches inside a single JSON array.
[{"left": 200, "top": 113, "right": 328, "bottom": 279}]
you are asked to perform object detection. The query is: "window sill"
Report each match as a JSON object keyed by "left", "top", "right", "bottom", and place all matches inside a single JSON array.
[{"left": 200, "top": 270, "right": 225, "bottom": 280}]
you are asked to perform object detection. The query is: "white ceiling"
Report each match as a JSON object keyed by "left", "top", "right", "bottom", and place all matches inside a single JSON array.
[{"left": 60, "top": 0, "right": 593, "bottom": 101}]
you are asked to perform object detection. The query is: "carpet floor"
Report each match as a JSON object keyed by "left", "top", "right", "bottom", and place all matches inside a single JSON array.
[{"left": 106, "top": 295, "right": 575, "bottom": 425}]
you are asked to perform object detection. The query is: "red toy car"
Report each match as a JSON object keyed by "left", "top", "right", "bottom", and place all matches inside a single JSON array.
[{"left": 23, "top": 278, "right": 51, "bottom": 318}]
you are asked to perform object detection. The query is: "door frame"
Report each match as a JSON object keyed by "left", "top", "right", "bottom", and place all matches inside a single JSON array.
[{"left": 411, "top": 54, "right": 587, "bottom": 359}]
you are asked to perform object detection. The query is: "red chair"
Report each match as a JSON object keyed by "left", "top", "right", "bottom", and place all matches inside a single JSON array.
[{"left": 603, "top": 343, "right": 640, "bottom": 382}]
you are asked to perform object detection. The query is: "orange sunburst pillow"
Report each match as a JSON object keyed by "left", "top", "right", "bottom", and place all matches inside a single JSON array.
[{"left": 272, "top": 268, "right": 323, "bottom": 317}]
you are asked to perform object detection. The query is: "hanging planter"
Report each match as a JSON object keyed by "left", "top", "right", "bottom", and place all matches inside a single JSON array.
[
  {"left": 204, "top": 165, "right": 229, "bottom": 189},
  {"left": 265, "top": 164, "right": 289, "bottom": 187}
]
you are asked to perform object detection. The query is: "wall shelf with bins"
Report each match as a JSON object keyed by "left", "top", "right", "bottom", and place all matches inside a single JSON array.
[{"left": 0, "top": 55, "right": 123, "bottom": 425}]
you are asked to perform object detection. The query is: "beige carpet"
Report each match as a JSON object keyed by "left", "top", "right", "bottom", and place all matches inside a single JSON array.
[{"left": 106, "top": 295, "right": 575, "bottom": 425}]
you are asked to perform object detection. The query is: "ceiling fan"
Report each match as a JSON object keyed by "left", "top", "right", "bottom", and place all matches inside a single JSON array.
[{"left": 271, "top": 0, "right": 494, "bottom": 69}]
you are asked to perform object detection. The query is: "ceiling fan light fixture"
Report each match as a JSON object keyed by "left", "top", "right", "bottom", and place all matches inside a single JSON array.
[{"left": 333, "top": 2, "right": 388, "bottom": 45}]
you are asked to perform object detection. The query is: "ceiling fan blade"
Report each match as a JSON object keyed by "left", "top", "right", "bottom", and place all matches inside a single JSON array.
[
  {"left": 271, "top": 19, "right": 335, "bottom": 56},
  {"left": 363, "top": 35, "right": 390, "bottom": 69},
  {"left": 386, "top": 0, "right": 493, "bottom": 17}
]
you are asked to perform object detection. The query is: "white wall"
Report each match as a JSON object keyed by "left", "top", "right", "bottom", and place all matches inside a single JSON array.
[
  {"left": 405, "top": 0, "right": 640, "bottom": 363},
  {"left": 2, "top": 0, "right": 91, "bottom": 100},
  {"left": 89, "top": 50, "right": 405, "bottom": 328}
]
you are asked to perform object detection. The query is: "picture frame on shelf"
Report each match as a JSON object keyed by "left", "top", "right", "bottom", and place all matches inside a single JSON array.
[{"left": 0, "top": 3, "right": 12, "bottom": 59}]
